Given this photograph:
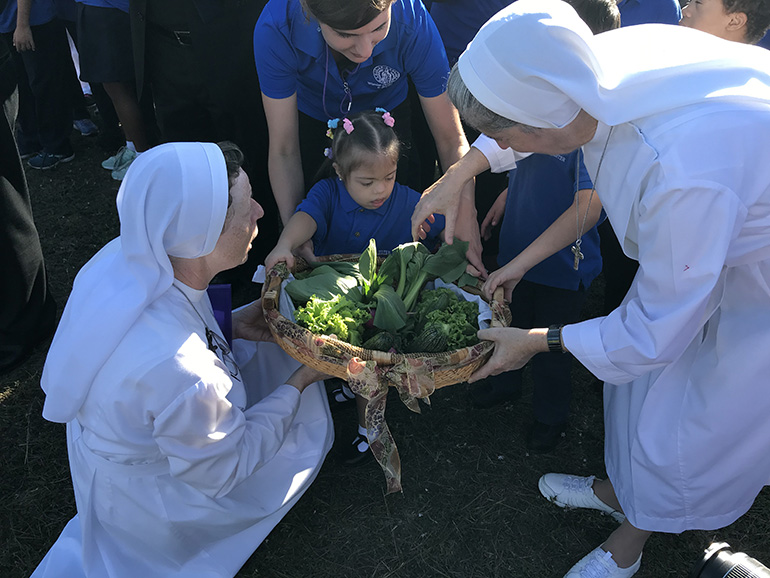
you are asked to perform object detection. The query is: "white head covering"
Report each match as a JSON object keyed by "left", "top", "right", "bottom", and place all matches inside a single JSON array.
[
  {"left": 41, "top": 142, "right": 229, "bottom": 423},
  {"left": 457, "top": 0, "right": 770, "bottom": 129}
]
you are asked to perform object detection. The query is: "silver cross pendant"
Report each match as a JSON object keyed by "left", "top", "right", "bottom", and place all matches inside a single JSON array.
[{"left": 572, "top": 244, "right": 584, "bottom": 271}]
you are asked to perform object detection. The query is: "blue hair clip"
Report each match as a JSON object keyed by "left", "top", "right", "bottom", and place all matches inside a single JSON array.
[
  {"left": 375, "top": 107, "right": 387, "bottom": 114},
  {"left": 327, "top": 118, "right": 339, "bottom": 129}
]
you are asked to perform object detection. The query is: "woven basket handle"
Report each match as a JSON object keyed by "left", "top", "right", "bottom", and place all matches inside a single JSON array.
[
  {"left": 261, "top": 265, "right": 286, "bottom": 312},
  {"left": 489, "top": 286, "right": 507, "bottom": 329}
]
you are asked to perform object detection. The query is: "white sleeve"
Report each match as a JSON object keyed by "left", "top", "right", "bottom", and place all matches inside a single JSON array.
[
  {"left": 471, "top": 133, "right": 531, "bottom": 173},
  {"left": 562, "top": 181, "right": 746, "bottom": 384},
  {"left": 153, "top": 374, "right": 301, "bottom": 499}
]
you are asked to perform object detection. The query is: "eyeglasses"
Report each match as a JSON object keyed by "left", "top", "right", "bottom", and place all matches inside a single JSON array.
[{"left": 206, "top": 328, "right": 241, "bottom": 382}]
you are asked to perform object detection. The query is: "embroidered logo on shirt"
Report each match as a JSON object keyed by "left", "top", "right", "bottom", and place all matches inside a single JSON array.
[{"left": 368, "top": 65, "right": 401, "bottom": 89}]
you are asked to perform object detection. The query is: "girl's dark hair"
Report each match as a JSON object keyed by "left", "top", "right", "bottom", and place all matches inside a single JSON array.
[
  {"left": 325, "top": 109, "right": 400, "bottom": 181},
  {"left": 301, "top": 0, "right": 394, "bottom": 30}
]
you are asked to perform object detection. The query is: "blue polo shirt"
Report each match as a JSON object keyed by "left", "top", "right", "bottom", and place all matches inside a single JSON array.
[
  {"left": 617, "top": 0, "right": 681, "bottom": 26},
  {"left": 75, "top": 0, "right": 130, "bottom": 13},
  {"left": 758, "top": 30, "right": 770, "bottom": 49},
  {"left": 498, "top": 151, "right": 601, "bottom": 291},
  {"left": 297, "top": 178, "right": 445, "bottom": 255},
  {"left": 254, "top": 0, "right": 450, "bottom": 121},
  {"left": 430, "top": 0, "right": 513, "bottom": 65},
  {"left": 0, "top": 0, "right": 56, "bottom": 34}
]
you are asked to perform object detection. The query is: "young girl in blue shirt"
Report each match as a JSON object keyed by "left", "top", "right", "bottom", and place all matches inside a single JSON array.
[
  {"left": 265, "top": 108, "right": 445, "bottom": 464},
  {"left": 254, "top": 0, "right": 484, "bottom": 274}
]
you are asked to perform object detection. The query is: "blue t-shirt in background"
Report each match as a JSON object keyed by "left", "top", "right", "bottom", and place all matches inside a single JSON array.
[
  {"left": 0, "top": 0, "right": 56, "bottom": 34},
  {"left": 498, "top": 151, "right": 601, "bottom": 291},
  {"left": 254, "top": 0, "right": 450, "bottom": 121},
  {"left": 617, "top": 0, "right": 681, "bottom": 26},
  {"left": 297, "top": 178, "right": 445, "bottom": 255},
  {"left": 430, "top": 0, "right": 513, "bottom": 65}
]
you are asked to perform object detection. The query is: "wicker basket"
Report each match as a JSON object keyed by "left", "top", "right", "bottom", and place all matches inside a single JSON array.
[{"left": 262, "top": 254, "right": 511, "bottom": 388}]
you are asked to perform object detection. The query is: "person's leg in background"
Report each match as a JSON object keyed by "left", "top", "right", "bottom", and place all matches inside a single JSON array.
[
  {"left": 0, "top": 41, "right": 57, "bottom": 374},
  {"left": 528, "top": 282, "right": 588, "bottom": 451},
  {"left": 16, "top": 19, "right": 75, "bottom": 169}
]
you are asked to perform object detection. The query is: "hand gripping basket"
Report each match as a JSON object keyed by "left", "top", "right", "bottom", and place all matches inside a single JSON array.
[{"left": 262, "top": 255, "right": 511, "bottom": 493}]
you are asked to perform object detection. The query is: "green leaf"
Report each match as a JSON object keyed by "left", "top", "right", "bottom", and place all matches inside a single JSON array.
[
  {"left": 285, "top": 273, "right": 358, "bottom": 304},
  {"left": 358, "top": 238, "right": 378, "bottom": 297},
  {"left": 372, "top": 284, "right": 407, "bottom": 332}
]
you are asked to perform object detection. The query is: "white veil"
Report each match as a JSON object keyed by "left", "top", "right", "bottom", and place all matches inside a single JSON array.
[{"left": 41, "top": 142, "right": 229, "bottom": 423}]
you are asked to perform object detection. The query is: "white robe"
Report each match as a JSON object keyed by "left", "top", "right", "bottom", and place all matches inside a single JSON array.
[
  {"left": 32, "top": 283, "right": 333, "bottom": 577},
  {"left": 477, "top": 98, "right": 770, "bottom": 532}
]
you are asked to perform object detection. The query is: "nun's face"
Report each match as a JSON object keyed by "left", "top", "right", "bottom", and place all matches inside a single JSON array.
[
  {"left": 484, "top": 111, "right": 598, "bottom": 155},
  {"left": 214, "top": 169, "right": 263, "bottom": 270}
]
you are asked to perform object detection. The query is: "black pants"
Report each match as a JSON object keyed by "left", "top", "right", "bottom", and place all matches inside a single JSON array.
[
  {"left": 2, "top": 19, "right": 73, "bottom": 155},
  {"left": 494, "top": 279, "right": 588, "bottom": 425},
  {"left": 0, "top": 90, "right": 56, "bottom": 370}
]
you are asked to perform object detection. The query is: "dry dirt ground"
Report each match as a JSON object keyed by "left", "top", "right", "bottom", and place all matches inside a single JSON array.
[{"left": 2, "top": 131, "right": 769, "bottom": 578}]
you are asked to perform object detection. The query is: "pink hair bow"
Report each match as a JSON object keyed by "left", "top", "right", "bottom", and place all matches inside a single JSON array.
[
  {"left": 342, "top": 118, "right": 354, "bottom": 134},
  {"left": 382, "top": 112, "right": 395, "bottom": 127}
]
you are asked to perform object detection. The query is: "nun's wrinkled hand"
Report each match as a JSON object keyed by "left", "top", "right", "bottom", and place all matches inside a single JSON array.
[
  {"left": 411, "top": 176, "right": 462, "bottom": 243},
  {"left": 232, "top": 299, "right": 274, "bottom": 343},
  {"left": 468, "top": 327, "right": 547, "bottom": 382}
]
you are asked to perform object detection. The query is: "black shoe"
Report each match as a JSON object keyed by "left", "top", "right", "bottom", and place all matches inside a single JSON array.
[
  {"left": 325, "top": 378, "right": 355, "bottom": 412},
  {"left": 338, "top": 432, "right": 371, "bottom": 466},
  {"left": 469, "top": 375, "right": 522, "bottom": 409},
  {"left": 526, "top": 421, "right": 567, "bottom": 453}
]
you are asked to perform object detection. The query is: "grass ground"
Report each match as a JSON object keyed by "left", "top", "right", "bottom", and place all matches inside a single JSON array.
[{"left": 2, "top": 133, "right": 768, "bottom": 577}]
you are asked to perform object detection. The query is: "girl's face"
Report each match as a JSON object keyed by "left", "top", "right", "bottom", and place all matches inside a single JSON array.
[
  {"left": 336, "top": 153, "right": 397, "bottom": 210},
  {"left": 319, "top": 7, "right": 392, "bottom": 63}
]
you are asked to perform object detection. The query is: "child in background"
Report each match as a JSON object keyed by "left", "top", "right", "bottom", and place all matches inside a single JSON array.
[
  {"left": 265, "top": 108, "right": 445, "bottom": 465},
  {"left": 679, "top": 0, "right": 770, "bottom": 44},
  {"left": 469, "top": 0, "right": 620, "bottom": 454}
]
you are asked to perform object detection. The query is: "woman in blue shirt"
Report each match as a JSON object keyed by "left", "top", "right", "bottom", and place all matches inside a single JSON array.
[{"left": 254, "top": 0, "right": 481, "bottom": 271}]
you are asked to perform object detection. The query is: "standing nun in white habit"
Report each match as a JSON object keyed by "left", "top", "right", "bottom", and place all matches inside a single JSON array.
[
  {"left": 31, "top": 142, "right": 333, "bottom": 578},
  {"left": 410, "top": 0, "right": 770, "bottom": 576}
]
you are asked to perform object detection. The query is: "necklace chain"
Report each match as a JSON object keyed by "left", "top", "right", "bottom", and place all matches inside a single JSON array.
[
  {"left": 173, "top": 283, "right": 210, "bottom": 330},
  {"left": 172, "top": 284, "right": 241, "bottom": 381},
  {"left": 573, "top": 126, "right": 614, "bottom": 271}
]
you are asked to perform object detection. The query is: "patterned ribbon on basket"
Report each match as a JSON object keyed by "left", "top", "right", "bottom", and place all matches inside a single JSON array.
[{"left": 345, "top": 356, "right": 439, "bottom": 494}]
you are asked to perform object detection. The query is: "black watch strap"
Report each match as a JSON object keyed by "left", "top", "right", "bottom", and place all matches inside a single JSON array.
[{"left": 547, "top": 324, "right": 565, "bottom": 353}]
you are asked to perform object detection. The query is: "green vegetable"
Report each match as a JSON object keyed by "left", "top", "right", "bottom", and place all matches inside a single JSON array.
[
  {"left": 401, "top": 240, "right": 469, "bottom": 312},
  {"left": 307, "top": 261, "right": 363, "bottom": 284},
  {"left": 372, "top": 284, "right": 407, "bottom": 332},
  {"left": 285, "top": 268, "right": 359, "bottom": 303},
  {"left": 294, "top": 294, "right": 370, "bottom": 346},
  {"left": 362, "top": 330, "right": 404, "bottom": 352},
  {"left": 407, "top": 322, "right": 450, "bottom": 353},
  {"left": 405, "top": 287, "right": 480, "bottom": 352}
]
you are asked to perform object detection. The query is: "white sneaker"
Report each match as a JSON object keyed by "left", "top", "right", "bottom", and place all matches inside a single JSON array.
[
  {"left": 564, "top": 546, "right": 641, "bottom": 578},
  {"left": 538, "top": 474, "right": 626, "bottom": 523},
  {"left": 101, "top": 146, "right": 136, "bottom": 171}
]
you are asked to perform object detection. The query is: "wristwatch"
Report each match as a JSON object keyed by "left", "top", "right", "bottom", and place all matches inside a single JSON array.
[{"left": 547, "top": 324, "right": 565, "bottom": 353}]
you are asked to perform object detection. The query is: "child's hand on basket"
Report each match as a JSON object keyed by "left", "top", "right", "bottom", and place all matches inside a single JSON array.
[{"left": 265, "top": 244, "right": 296, "bottom": 272}]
